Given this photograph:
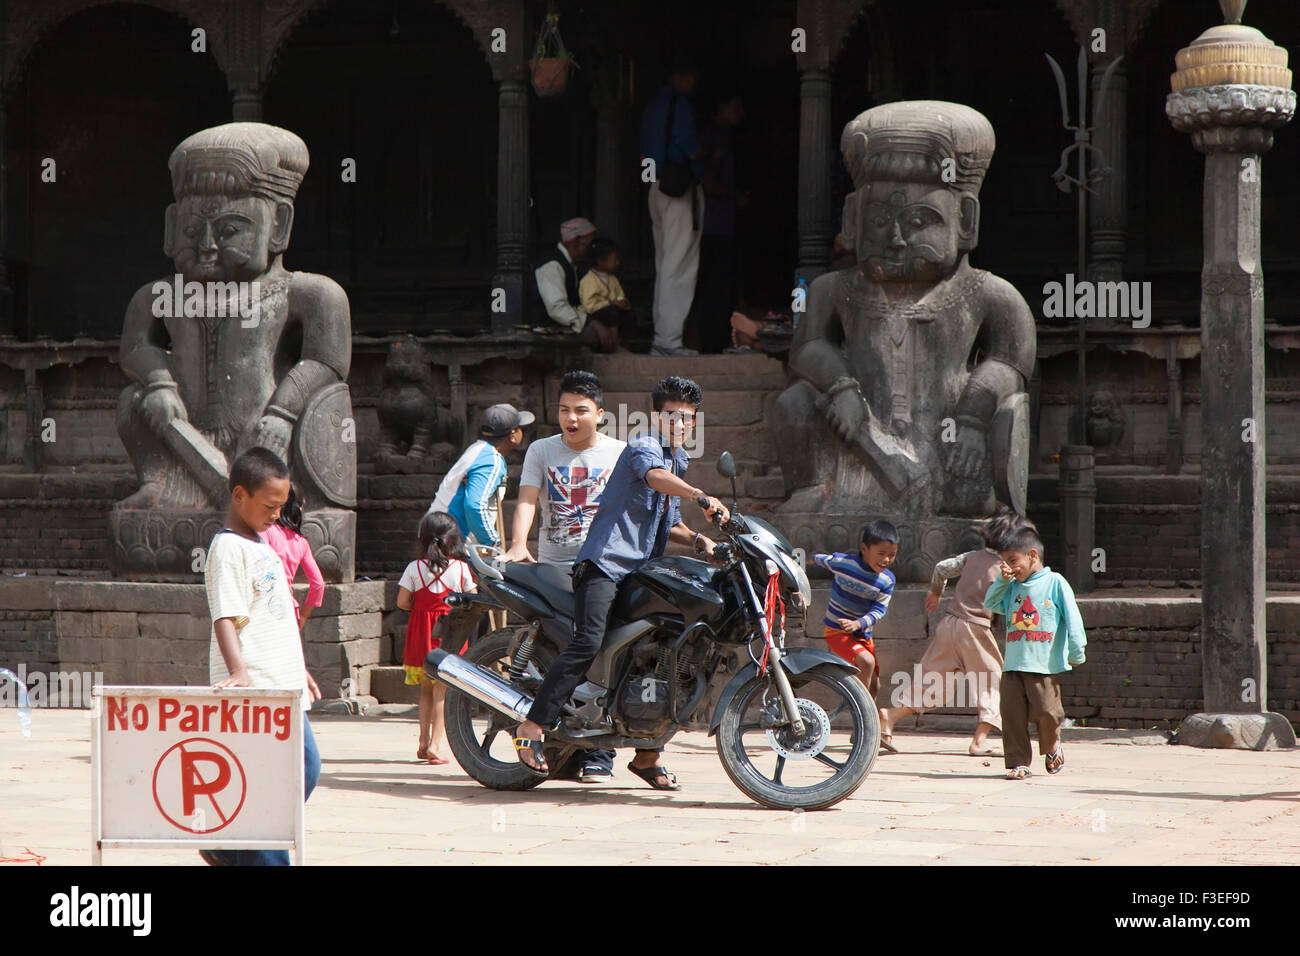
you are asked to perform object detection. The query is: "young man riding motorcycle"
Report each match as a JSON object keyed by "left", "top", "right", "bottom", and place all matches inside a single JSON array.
[{"left": 512, "top": 376, "right": 729, "bottom": 788}]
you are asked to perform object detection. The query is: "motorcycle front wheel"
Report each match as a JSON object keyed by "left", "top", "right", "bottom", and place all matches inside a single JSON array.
[{"left": 716, "top": 665, "right": 878, "bottom": 810}]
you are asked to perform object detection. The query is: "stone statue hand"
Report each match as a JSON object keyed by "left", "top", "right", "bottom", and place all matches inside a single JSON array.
[
  {"left": 251, "top": 413, "right": 294, "bottom": 462},
  {"left": 946, "top": 423, "right": 987, "bottom": 478},
  {"left": 825, "top": 388, "right": 865, "bottom": 442},
  {"left": 139, "top": 387, "right": 188, "bottom": 435}
]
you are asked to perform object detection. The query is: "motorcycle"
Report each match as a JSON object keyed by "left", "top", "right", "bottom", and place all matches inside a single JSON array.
[{"left": 426, "top": 450, "right": 878, "bottom": 810}]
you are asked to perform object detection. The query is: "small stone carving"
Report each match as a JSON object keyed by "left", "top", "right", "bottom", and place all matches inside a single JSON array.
[
  {"left": 375, "top": 334, "right": 463, "bottom": 473},
  {"left": 1085, "top": 391, "right": 1125, "bottom": 448}
]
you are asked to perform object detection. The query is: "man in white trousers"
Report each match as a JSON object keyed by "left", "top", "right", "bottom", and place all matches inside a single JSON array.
[{"left": 640, "top": 62, "right": 703, "bottom": 357}]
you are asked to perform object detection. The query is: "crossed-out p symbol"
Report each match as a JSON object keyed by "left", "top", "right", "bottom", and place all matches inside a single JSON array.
[{"left": 152, "top": 738, "right": 247, "bottom": 834}]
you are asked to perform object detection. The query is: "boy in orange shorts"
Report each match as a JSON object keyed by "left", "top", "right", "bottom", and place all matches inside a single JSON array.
[{"left": 811, "top": 520, "right": 898, "bottom": 746}]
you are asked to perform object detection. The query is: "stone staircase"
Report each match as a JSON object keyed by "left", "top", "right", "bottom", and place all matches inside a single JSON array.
[{"left": 548, "top": 352, "right": 791, "bottom": 506}]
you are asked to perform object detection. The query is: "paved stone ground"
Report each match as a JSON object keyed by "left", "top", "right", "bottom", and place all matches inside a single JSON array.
[{"left": 4, "top": 711, "right": 1300, "bottom": 866}]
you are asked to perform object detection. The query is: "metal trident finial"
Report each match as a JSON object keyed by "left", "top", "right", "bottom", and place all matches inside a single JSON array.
[{"left": 1046, "top": 47, "right": 1123, "bottom": 195}]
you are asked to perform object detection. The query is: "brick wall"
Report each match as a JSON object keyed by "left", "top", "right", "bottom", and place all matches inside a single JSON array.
[
  {"left": 0, "top": 580, "right": 386, "bottom": 702},
  {"left": 794, "top": 587, "right": 1300, "bottom": 730}
]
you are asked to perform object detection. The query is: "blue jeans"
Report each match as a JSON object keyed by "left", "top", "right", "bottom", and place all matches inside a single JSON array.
[
  {"left": 581, "top": 748, "right": 616, "bottom": 773},
  {"left": 206, "top": 716, "right": 320, "bottom": 866}
]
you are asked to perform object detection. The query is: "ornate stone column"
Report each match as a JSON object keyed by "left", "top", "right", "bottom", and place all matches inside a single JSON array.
[
  {"left": 795, "top": 66, "right": 833, "bottom": 283},
  {"left": 493, "top": 71, "right": 530, "bottom": 332},
  {"left": 1166, "top": 0, "right": 1295, "bottom": 749},
  {"left": 1087, "top": 60, "right": 1126, "bottom": 284}
]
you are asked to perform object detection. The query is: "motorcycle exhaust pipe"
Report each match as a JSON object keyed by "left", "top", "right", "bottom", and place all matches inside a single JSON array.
[{"left": 426, "top": 649, "right": 534, "bottom": 723}]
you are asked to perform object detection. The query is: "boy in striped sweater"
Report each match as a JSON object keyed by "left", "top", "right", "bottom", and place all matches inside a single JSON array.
[{"left": 811, "top": 520, "right": 898, "bottom": 718}]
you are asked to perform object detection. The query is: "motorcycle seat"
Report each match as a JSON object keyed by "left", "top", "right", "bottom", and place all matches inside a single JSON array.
[{"left": 502, "top": 562, "right": 576, "bottom": 618}]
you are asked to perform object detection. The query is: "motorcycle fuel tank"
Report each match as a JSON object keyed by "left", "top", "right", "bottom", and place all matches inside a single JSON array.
[{"left": 613, "top": 555, "right": 725, "bottom": 623}]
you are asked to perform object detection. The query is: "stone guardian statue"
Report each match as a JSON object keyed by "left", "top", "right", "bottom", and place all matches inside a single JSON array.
[
  {"left": 113, "top": 122, "right": 356, "bottom": 578},
  {"left": 771, "top": 102, "right": 1035, "bottom": 579}
]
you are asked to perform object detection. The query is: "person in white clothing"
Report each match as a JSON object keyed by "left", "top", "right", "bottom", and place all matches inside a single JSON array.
[
  {"left": 640, "top": 62, "right": 703, "bottom": 356},
  {"left": 502, "top": 370, "right": 625, "bottom": 782},
  {"left": 533, "top": 217, "right": 622, "bottom": 353}
]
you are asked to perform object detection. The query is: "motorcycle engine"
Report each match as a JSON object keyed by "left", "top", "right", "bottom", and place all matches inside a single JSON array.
[{"left": 616, "top": 636, "right": 705, "bottom": 735}]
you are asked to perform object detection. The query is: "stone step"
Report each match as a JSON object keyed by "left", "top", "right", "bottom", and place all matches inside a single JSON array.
[
  {"left": 370, "top": 665, "right": 420, "bottom": 705},
  {"left": 583, "top": 353, "right": 788, "bottom": 391}
]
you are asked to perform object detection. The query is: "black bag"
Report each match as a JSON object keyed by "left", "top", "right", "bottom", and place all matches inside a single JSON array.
[{"left": 657, "top": 92, "right": 694, "bottom": 198}]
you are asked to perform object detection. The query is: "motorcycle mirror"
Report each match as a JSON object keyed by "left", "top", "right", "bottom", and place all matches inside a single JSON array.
[{"left": 717, "top": 450, "right": 740, "bottom": 511}]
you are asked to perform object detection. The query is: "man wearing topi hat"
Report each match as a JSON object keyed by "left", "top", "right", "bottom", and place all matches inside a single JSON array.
[
  {"left": 534, "top": 218, "right": 622, "bottom": 353},
  {"left": 429, "top": 403, "right": 535, "bottom": 548}
]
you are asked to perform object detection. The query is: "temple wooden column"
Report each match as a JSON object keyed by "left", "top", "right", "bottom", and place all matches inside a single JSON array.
[
  {"left": 493, "top": 70, "right": 530, "bottom": 332},
  {"left": 232, "top": 85, "right": 263, "bottom": 122},
  {"left": 1166, "top": 0, "right": 1295, "bottom": 749},
  {"left": 0, "top": 100, "right": 10, "bottom": 326},
  {"left": 593, "top": 79, "right": 626, "bottom": 254},
  {"left": 795, "top": 65, "right": 833, "bottom": 283},
  {"left": 1088, "top": 60, "right": 1126, "bottom": 284}
]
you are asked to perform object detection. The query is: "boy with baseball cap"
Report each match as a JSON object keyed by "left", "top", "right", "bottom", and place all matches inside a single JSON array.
[{"left": 429, "top": 403, "right": 534, "bottom": 548}]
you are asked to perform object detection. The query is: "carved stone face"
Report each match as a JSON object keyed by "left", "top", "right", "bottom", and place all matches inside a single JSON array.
[
  {"left": 169, "top": 194, "right": 277, "bottom": 282},
  {"left": 856, "top": 181, "right": 963, "bottom": 284}
]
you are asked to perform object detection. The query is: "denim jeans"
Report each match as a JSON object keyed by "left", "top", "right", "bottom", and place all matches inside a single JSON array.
[{"left": 206, "top": 715, "right": 320, "bottom": 866}]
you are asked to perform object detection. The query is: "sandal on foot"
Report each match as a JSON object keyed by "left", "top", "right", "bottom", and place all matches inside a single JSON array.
[
  {"left": 513, "top": 737, "right": 549, "bottom": 777},
  {"left": 1005, "top": 766, "right": 1031, "bottom": 780},
  {"left": 1045, "top": 748, "right": 1065, "bottom": 774},
  {"left": 879, "top": 734, "right": 899, "bottom": 754},
  {"left": 626, "top": 761, "right": 680, "bottom": 791}
]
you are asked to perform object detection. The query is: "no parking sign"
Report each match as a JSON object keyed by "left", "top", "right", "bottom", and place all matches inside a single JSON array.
[{"left": 91, "top": 686, "right": 304, "bottom": 864}]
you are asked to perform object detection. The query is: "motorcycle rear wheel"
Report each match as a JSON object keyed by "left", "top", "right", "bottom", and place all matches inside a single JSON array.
[
  {"left": 441, "top": 627, "right": 560, "bottom": 791},
  {"left": 716, "top": 665, "right": 878, "bottom": 810}
]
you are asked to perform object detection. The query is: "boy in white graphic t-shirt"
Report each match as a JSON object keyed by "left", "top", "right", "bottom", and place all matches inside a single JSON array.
[
  {"left": 202, "top": 447, "right": 321, "bottom": 866},
  {"left": 503, "top": 370, "right": 625, "bottom": 781}
]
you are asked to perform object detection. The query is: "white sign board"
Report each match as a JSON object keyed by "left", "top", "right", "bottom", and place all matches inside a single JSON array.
[{"left": 91, "top": 686, "right": 304, "bottom": 864}]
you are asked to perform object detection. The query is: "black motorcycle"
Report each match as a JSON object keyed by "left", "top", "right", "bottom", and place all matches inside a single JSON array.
[{"left": 426, "top": 451, "right": 878, "bottom": 810}]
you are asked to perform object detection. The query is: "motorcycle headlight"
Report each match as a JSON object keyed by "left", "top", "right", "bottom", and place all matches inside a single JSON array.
[{"left": 776, "top": 550, "right": 812, "bottom": 609}]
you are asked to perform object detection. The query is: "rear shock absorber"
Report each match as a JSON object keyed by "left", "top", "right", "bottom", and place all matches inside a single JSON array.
[{"left": 506, "top": 625, "right": 537, "bottom": 682}]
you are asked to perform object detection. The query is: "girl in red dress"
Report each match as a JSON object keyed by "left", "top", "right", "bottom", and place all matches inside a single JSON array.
[{"left": 396, "top": 512, "right": 475, "bottom": 764}]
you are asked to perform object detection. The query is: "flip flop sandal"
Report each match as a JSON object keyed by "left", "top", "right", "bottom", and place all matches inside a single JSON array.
[
  {"left": 879, "top": 734, "right": 899, "bottom": 754},
  {"left": 513, "top": 737, "right": 549, "bottom": 777},
  {"left": 626, "top": 761, "right": 681, "bottom": 791},
  {"left": 1005, "top": 766, "right": 1031, "bottom": 780},
  {"left": 1045, "top": 749, "right": 1065, "bottom": 774}
]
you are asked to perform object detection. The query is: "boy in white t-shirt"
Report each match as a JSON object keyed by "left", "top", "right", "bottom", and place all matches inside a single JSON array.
[
  {"left": 201, "top": 447, "right": 321, "bottom": 866},
  {"left": 502, "top": 370, "right": 625, "bottom": 781}
]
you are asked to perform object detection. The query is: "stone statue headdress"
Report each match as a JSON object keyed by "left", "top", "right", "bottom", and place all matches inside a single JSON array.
[
  {"left": 841, "top": 100, "right": 995, "bottom": 194},
  {"left": 168, "top": 122, "right": 309, "bottom": 203}
]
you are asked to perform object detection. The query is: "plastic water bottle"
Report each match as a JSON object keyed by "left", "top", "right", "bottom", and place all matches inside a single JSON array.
[{"left": 0, "top": 668, "right": 32, "bottom": 737}]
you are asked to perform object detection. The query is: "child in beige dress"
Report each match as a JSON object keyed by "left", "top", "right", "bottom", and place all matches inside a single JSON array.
[{"left": 879, "top": 508, "right": 1034, "bottom": 755}]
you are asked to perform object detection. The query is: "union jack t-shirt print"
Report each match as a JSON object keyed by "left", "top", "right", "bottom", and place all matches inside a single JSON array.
[{"left": 545, "top": 465, "right": 611, "bottom": 547}]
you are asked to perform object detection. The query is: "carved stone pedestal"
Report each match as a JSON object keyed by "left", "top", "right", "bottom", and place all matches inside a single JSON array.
[{"left": 110, "top": 508, "right": 355, "bottom": 583}]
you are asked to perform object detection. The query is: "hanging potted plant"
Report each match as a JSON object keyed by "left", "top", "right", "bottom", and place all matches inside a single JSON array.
[{"left": 529, "top": 3, "right": 578, "bottom": 98}]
